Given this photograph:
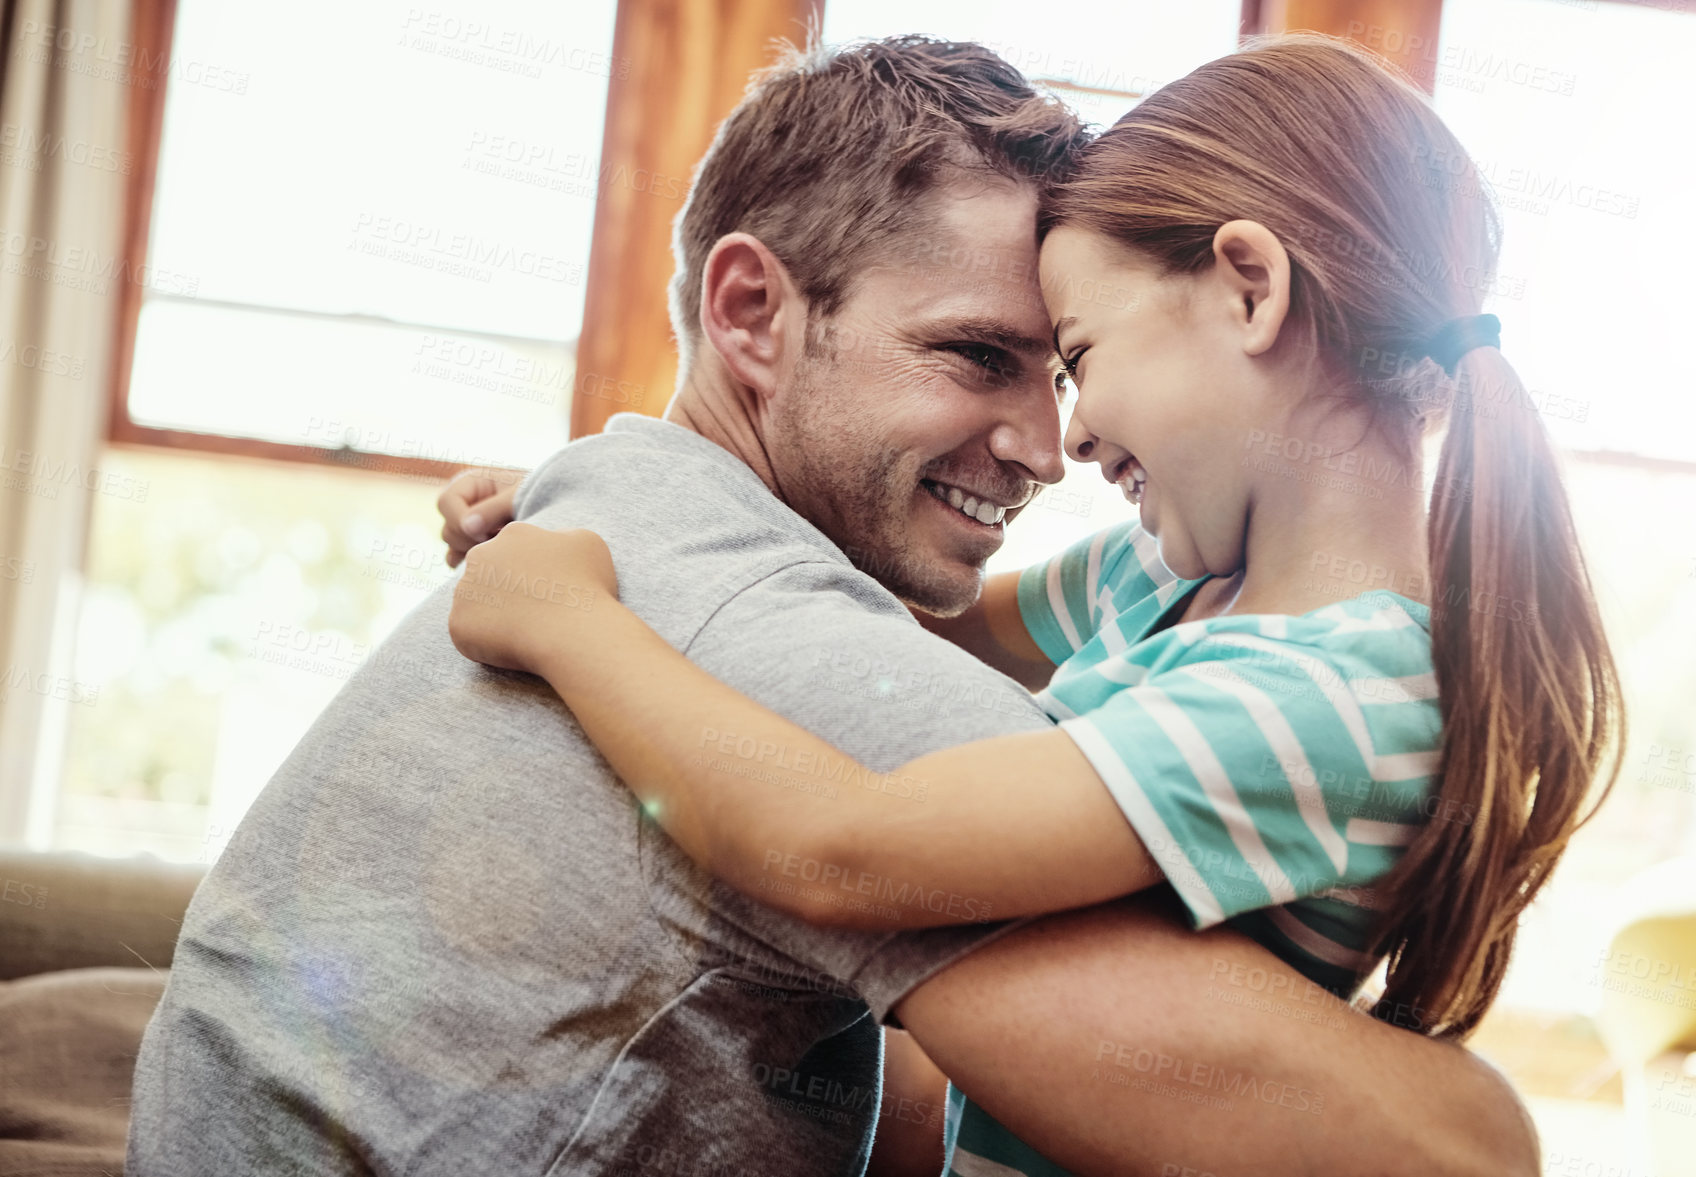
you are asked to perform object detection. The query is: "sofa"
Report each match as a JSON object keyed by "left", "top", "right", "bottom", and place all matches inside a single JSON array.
[{"left": 0, "top": 848, "right": 205, "bottom": 1177}]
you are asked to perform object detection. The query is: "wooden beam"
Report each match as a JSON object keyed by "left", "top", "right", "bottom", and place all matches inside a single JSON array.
[
  {"left": 107, "top": 0, "right": 179, "bottom": 445},
  {"left": 570, "top": 0, "right": 822, "bottom": 439},
  {"left": 1245, "top": 0, "right": 1444, "bottom": 93}
]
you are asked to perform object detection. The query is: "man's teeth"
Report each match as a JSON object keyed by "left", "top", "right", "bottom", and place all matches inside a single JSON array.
[{"left": 926, "top": 481, "right": 1005, "bottom": 525}]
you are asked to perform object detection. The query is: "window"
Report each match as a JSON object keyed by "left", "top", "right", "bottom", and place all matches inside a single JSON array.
[
  {"left": 49, "top": 0, "right": 619, "bottom": 858},
  {"left": 121, "top": 0, "right": 618, "bottom": 470},
  {"left": 1432, "top": 0, "right": 1694, "bottom": 461},
  {"left": 1426, "top": 2, "right": 1696, "bottom": 1161}
]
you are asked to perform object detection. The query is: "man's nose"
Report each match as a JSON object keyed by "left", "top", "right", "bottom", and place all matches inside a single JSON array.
[{"left": 988, "top": 388, "right": 1066, "bottom": 487}]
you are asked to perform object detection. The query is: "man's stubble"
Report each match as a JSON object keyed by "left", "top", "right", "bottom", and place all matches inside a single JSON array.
[{"left": 767, "top": 354, "right": 981, "bottom": 618}]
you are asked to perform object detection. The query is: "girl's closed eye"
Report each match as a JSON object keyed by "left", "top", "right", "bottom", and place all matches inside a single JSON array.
[{"left": 1062, "top": 346, "right": 1088, "bottom": 383}]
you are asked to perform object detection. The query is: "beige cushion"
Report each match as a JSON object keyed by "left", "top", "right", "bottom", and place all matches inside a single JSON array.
[
  {"left": 0, "top": 967, "right": 166, "bottom": 1176},
  {"left": 0, "top": 850, "right": 204, "bottom": 982}
]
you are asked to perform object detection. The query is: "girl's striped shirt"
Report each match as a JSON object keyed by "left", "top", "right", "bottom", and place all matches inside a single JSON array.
[{"left": 945, "top": 519, "right": 1444, "bottom": 1177}]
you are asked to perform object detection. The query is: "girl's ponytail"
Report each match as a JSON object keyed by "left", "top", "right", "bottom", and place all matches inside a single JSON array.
[{"left": 1371, "top": 345, "right": 1624, "bottom": 1038}]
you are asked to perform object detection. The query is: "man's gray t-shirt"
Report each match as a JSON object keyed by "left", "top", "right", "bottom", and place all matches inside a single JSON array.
[{"left": 127, "top": 414, "right": 1053, "bottom": 1176}]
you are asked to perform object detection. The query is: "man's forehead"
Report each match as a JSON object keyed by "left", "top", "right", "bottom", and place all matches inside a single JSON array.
[
  {"left": 893, "top": 176, "right": 1041, "bottom": 270},
  {"left": 861, "top": 180, "right": 1049, "bottom": 328}
]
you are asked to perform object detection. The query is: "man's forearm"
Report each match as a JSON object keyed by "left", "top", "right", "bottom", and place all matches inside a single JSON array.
[
  {"left": 894, "top": 892, "right": 1537, "bottom": 1177},
  {"left": 867, "top": 1029, "right": 950, "bottom": 1177}
]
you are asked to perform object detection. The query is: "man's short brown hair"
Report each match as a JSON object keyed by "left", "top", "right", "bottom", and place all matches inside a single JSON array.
[{"left": 669, "top": 35, "right": 1090, "bottom": 366}]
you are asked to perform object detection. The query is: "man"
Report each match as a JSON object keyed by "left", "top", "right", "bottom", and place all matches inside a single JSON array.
[{"left": 129, "top": 37, "right": 1535, "bottom": 1177}]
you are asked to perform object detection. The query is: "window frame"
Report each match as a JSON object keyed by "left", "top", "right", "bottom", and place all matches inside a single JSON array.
[
  {"left": 107, "top": 0, "right": 464, "bottom": 479},
  {"left": 106, "top": 0, "right": 826, "bottom": 476},
  {"left": 109, "top": 0, "right": 1695, "bottom": 479}
]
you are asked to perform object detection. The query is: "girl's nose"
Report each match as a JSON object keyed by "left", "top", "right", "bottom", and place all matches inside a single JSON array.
[{"left": 1064, "top": 411, "right": 1099, "bottom": 463}]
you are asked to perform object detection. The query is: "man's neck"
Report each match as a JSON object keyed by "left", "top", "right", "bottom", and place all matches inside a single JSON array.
[{"left": 662, "top": 370, "right": 785, "bottom": 502}]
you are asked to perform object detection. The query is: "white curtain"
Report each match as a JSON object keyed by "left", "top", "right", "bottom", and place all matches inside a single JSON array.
[{"left": 0, "top": 0, "right": 134, "bottom": 842}]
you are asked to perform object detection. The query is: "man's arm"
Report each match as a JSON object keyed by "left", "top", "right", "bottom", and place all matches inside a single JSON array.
[
  {"left": 866, "top": 1029, "right": 950, "bottom": 1177},
  {"left": 895, "top": 891, "right": 1537, "bottom": 1177}
]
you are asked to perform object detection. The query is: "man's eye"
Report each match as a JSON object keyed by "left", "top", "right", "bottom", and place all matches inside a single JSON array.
[{"left": 943, "top": 343, "right": 1013, "bottom": 380}]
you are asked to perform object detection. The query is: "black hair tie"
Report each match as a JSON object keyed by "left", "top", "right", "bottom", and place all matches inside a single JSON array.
[{"left": 1424, "top": 313, "right": 1501, "bottom": 375}]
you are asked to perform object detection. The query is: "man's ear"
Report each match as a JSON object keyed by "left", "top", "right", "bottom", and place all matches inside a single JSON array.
[
  {"left": 698, "top": 233, "right": 803, "bottom": 402},
  {"left": 1211, "top": 220, "right": 1291, "bottom": 357}
]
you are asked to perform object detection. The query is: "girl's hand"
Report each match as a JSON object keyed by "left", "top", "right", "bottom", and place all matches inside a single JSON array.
[
  {"left": 437, "top": 467, "right": 523, "bottom": 568},
  {"left": 448, "top": 524, "right": 617, "bottom": 676}
]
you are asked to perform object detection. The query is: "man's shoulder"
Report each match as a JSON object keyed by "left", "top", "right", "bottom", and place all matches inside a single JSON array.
[
  {"left": 690, "top": 562, "right": 1052, "bottom": 765},
  {"left": 519, "top": 417, "right": 796, "bottom": 537},
  {"left": 517, "top": 420, "right": 855, "bottom": 623}
]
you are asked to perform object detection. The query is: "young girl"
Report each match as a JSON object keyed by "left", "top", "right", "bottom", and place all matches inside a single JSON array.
[{"left": 446, "top": 35, "right": 1621, "bottom": 1176}]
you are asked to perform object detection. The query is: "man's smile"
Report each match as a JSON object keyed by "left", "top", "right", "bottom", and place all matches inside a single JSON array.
[{"left": 919, "top": 477, "right": 1014, "bottom": 526}]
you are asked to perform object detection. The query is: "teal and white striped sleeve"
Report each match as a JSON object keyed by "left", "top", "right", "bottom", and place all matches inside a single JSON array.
[
  {"left": 1014, "top": 521, "right": 1143, "bottom": 664},
  {"left": 1058, "top": 632, "right": 1433, "bottom": 929}
]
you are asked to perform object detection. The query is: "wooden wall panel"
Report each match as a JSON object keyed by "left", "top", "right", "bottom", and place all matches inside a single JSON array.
[{"left": 570, "top": 0, "right": 823, "bottom": 438}]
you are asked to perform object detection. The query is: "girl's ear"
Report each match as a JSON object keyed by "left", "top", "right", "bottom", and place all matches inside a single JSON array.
[{"left": 1211, "top": 219, "right": 1291, "bottom": 357}]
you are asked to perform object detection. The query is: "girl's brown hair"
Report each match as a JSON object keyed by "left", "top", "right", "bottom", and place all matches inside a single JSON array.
[{"left": 1042, "top": 35, "right": 1623, "bottom": 1039}]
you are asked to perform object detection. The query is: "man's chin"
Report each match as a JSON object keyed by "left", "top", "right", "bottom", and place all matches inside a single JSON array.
[
  {"left": 841, "top": 535, "right": 982, "bottom": 616},
  {"left": 891, "top": 540, "right": 989, "bottom": 617}
]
